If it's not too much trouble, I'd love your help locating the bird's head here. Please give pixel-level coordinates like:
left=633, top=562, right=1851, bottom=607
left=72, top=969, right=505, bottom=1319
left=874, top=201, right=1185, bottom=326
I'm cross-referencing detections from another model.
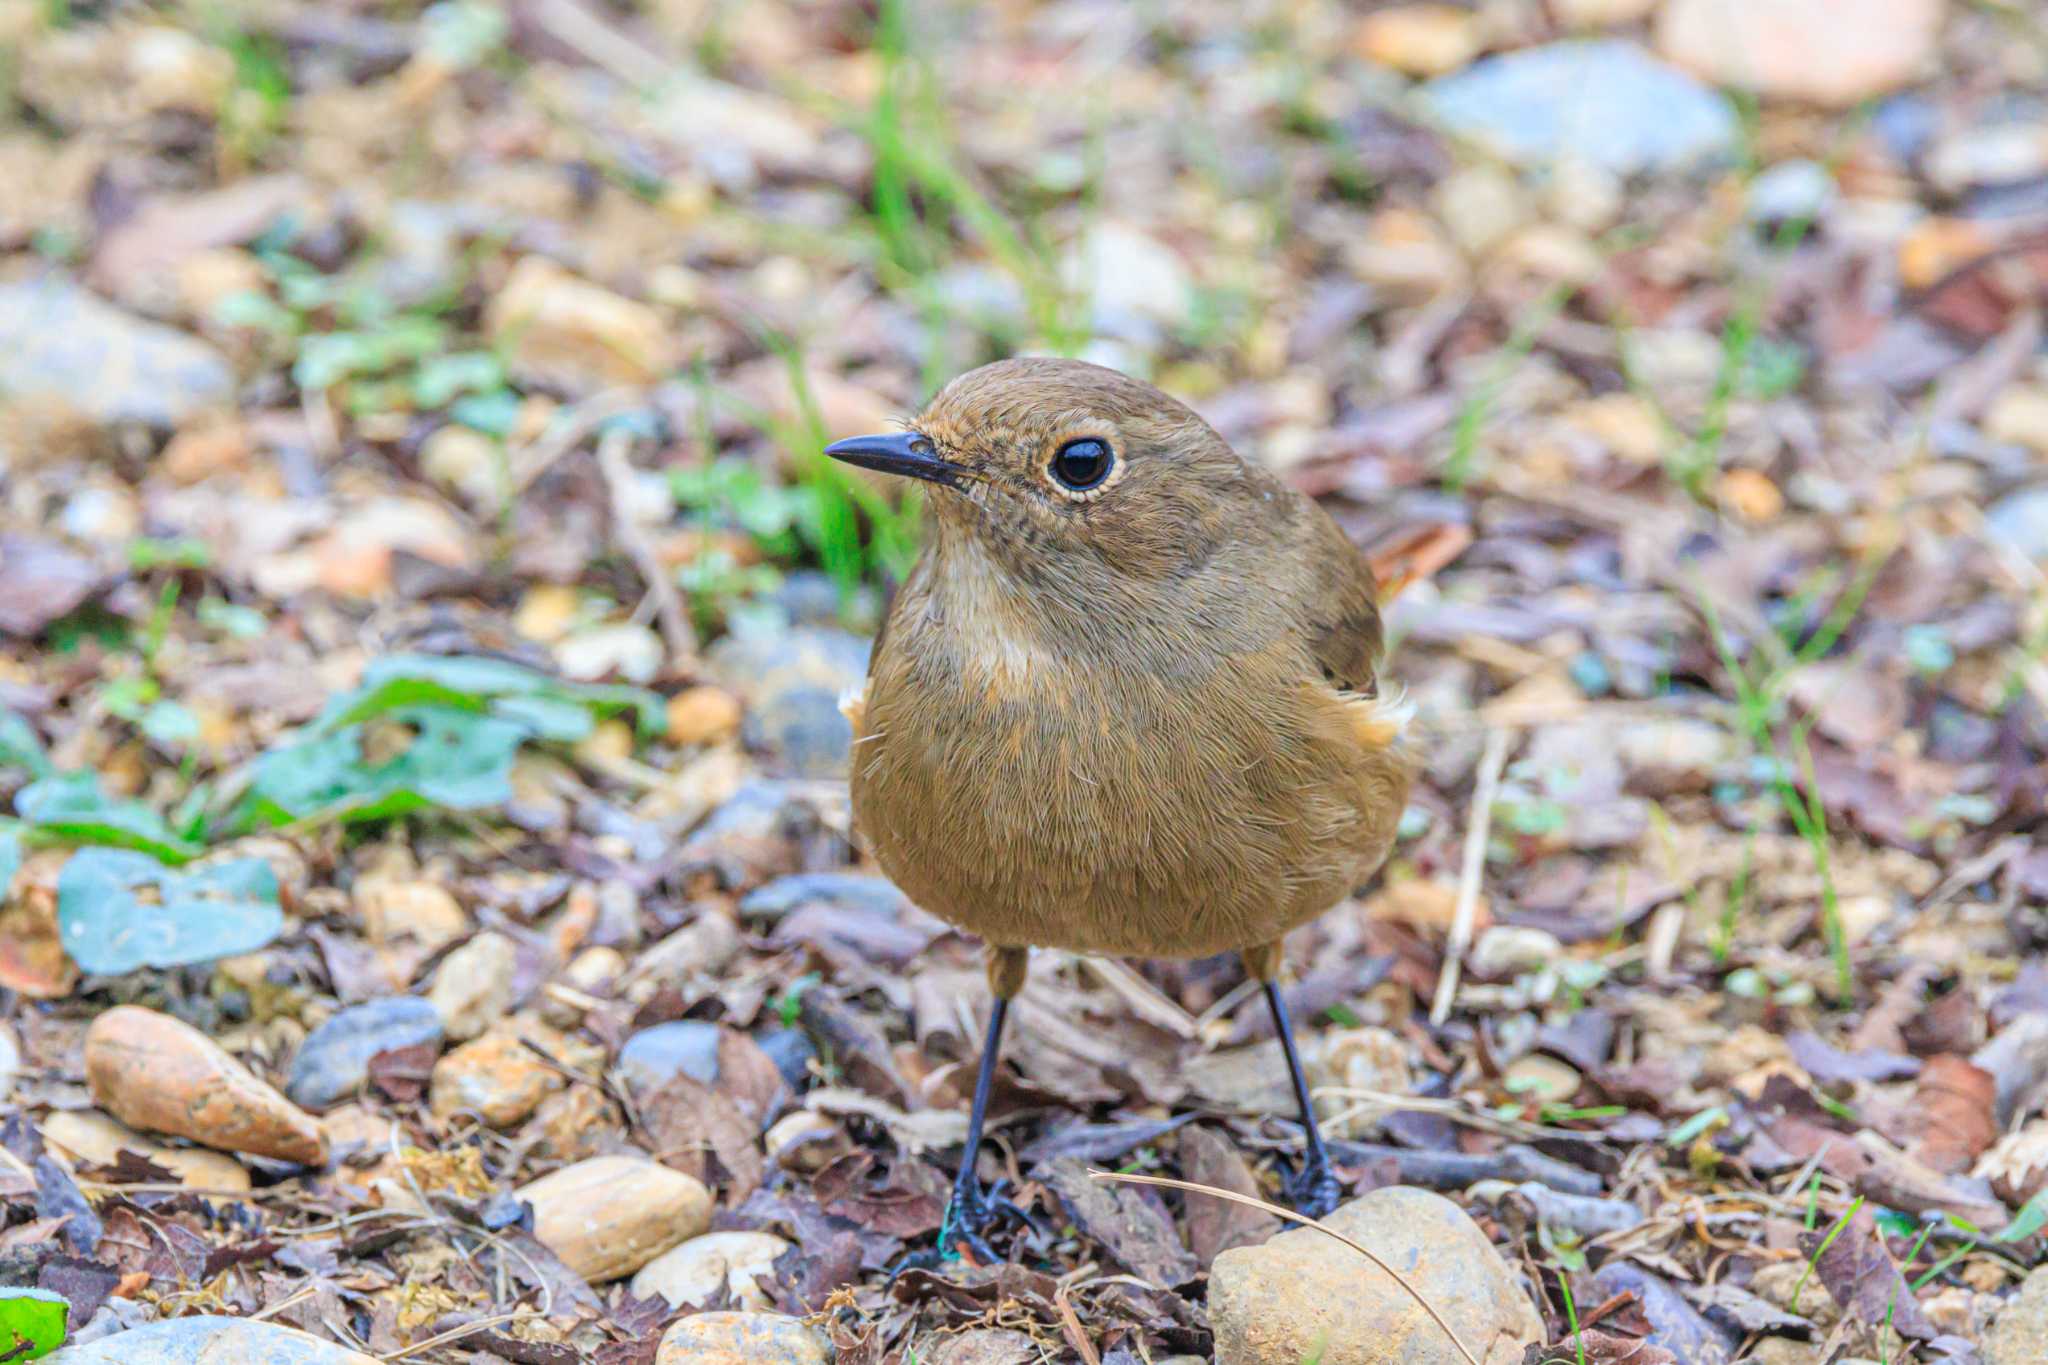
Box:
left=825, top=358, right=1267, bottom=587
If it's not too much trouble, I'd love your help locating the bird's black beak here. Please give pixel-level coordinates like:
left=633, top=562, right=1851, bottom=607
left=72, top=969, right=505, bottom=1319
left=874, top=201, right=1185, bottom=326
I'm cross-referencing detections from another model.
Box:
left=823, top=432, right=963, bottom=487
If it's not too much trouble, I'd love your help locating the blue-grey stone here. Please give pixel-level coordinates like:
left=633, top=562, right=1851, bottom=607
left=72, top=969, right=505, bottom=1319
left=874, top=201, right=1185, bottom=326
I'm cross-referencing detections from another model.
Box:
left=739, top=872, right=908, bottom=921
left=708, top=626, right=871, bottom=777
left=0, top=277, right=234, bottom=429
left=50, top=1315, right=379, bottom=1362
left=616, top=1020, right=722, bottom=1096
left=286, top=998, right=443, bottom=1110
left=1425, top=41, right=1738, bottom=175
left=1593, top=1262, right=1737, bottom=1365
left=774, top=571, right=870, bottom=629
left=1746, top=159, right=1836, bottom=227
left=1988, top=487, right=2048, bottom=562
left=755, top=1026, right=817, bottom=1091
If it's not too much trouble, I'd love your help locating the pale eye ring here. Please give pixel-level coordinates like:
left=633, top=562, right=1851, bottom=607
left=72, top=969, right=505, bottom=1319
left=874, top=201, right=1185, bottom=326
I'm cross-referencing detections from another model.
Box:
left=1049, top=438, right=1113, bottom=492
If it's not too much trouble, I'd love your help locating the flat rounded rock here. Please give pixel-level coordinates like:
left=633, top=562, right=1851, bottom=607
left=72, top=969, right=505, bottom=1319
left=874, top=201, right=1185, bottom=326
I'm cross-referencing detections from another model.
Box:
left=1209, top=1184, right=1545, bottom=1365
left=48, top=1316, right=379, bottom=1362
left=655, top=1312, right=830, bottom=1365
left=286, top=997, right=443, bottom=1110
left=615, top=1019, right=722, bottom=1097
left=737, top=872, right=908, bottom=921
left=427, top=931, right=519, bottom=1041
left=85, top=1006, right=327, bottom=1166
left=430, top=1025, right=563, bottom=1127
left=518, top=1154, right=711, bottom=1282
left=43, top=1110, right=250, bottom=1192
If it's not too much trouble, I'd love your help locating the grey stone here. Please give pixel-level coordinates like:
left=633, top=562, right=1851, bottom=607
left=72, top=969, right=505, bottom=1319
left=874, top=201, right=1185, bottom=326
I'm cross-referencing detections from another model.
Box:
left=286, top=998, right=444, bottom=1110
left=708, top=626, right=870, bottom=777
left=50, top=1315, right=378, bottom=1363
left=1747, top=159, right=1836, bottom=227
left=695, top=781, right=815, bottom=842
left=1425, top=40, right=1737, bottom=175
left=1987, top=487, right=2048, bottom=564
left=773, top=570, right=879, bottom=629
left=0, top=277, right=234, bottom=429
left=739, top=872, right=908, bottom=921
left=1594, top=1261, right=1738, bottom=1365
left=616, top=1020, right=722, bottom=1097
left=756, top=1026, right=817, bottom=1091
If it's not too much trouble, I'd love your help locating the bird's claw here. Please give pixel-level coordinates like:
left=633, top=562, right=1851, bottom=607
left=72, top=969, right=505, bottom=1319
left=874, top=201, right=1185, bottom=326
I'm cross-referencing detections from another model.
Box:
left=887, top=1177, right=1033, bottom=1283
left=1282, top=1147, right=1343, bottom=1220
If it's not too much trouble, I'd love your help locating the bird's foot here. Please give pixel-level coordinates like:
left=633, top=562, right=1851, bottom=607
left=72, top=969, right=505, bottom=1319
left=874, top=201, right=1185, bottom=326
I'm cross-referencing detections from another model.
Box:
left=1282, top=1146, right=1344, bottom=1220
left=888, top=1178, right=1033, bottom=1283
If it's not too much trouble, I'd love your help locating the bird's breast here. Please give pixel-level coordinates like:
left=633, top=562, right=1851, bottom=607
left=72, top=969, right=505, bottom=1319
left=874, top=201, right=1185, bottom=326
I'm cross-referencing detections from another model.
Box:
left=848, top=615, right=1407, bottom=959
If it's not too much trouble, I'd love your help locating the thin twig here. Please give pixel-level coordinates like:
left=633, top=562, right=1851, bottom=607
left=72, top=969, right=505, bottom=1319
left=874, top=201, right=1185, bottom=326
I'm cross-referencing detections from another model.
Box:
left=506, top=387, right=644, bottom=494
left=1090, top=1170, right=1483, bottom=1365
left=1432, top=725, right=1512, bottom=1026
left=376, top=1311, right=527, bottom=1362
left=595, top=425, right=697, bottom=663
left=1053, top=1281, right=1103, bottom=1365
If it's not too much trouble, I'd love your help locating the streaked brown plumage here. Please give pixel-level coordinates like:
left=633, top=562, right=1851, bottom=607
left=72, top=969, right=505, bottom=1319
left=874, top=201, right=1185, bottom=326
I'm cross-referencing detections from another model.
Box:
left=825, top=356, right=1414, bottom=1255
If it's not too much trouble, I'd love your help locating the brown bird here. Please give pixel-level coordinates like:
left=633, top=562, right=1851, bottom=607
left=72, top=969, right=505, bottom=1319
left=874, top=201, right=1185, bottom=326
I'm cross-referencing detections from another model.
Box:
left=827, top=357, right=1413, bottom=1259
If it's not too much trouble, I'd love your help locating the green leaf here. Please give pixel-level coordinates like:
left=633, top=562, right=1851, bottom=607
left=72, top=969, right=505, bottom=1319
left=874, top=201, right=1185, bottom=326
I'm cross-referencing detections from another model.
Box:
left=140, top=701, right=201, bottom=747
left=451, top=389, right=522, bottom=437
left=1665, top=1106, right=1727, bottom=1146
left=15, top=772, right=200, bottom=863
left=1999, top=1188, right=2048, bottom=1243
left=329, top=654, right=663, bottom=738
left=0, top=711, right=51, bottom=778
left=240, top=706, right=525, bottom=828
left=0, top=1286, right=66, bottom=1360
left=58, top=849, right=282, bottom=975
left=413, top=350, right=506, bottom=408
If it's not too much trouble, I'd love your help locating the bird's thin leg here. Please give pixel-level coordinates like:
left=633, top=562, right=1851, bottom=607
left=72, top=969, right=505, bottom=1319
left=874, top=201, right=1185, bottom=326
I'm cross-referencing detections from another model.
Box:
left=934, top=995, right=1019, bottom=1255
left=890, top=968, right=1032, bottom=1279
left=1264, top=979, right=1343, bottom=1218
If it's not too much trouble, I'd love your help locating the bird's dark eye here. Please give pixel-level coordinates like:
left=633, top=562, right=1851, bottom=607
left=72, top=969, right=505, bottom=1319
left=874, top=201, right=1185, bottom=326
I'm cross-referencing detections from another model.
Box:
left=1050, top=438, right=1113, bottom=492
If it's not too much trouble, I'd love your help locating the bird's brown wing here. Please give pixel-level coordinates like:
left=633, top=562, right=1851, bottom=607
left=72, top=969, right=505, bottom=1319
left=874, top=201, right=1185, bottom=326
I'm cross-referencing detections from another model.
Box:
left=1297, top=503, right=1384, bottom=697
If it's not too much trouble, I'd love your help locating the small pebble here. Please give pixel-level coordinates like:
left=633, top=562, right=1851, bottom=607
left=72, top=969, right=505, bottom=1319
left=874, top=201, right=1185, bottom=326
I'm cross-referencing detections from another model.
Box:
left=428, top=931, right=520, bottom=1041
left=518, top=1154, right=712, bottom=1282
left=557, top=622, right=665, bottom=685
left=755, top=1026, right=817, bottom=1091
left=488, top=255, right=680, bottom=393
left=85, top=1006, right=327, bottom=1166
left=430, top=1023, right=565, bottom=1127
left=615, top=1019, right=722, bottom=1097
left=707, top=626, right=871, bottom=777
left=1501, top=1053, right=1583, bottom=1106
left=1353, top=5, right=1482, bottom=79
left=1746, top=159, right=1836, bottom=227
left=286, top=997, right=444, bottom=1110
left=654, top=1311, right=830, bottom=1365
left=630, top=1230, right=791, bottom=1310
left=738, top=872, right=909, bottom=921
left=355, top=878, right=468, bottom=950
left=1657, top=0, right=1945, bottom=108
left=766, top=1111, right=847, bottom=1172
left=666, top=685, right=744, bottom=746
left=1985, top=385, right=2048, bottom=457
left=1469, top=925, right=1563, bottom=978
